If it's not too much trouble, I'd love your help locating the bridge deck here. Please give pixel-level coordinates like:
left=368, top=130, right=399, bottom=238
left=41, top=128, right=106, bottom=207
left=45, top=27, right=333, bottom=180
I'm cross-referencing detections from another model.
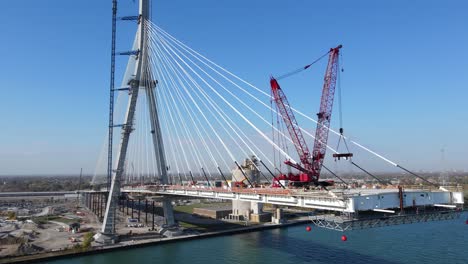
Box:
left=122, top=185, right=464, bottom=213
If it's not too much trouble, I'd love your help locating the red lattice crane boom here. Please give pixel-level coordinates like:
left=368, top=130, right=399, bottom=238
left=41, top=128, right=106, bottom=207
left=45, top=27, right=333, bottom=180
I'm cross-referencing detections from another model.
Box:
left=270, top=78, right=313, bottom=175
left=270, top=45, right=343, bottom=186
left=311, top=44, right=342, bottom=180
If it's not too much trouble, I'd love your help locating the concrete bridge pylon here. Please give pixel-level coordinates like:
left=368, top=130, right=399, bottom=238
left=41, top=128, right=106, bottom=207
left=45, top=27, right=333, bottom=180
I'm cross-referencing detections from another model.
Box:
left=95, top=0, right=174, bottom=243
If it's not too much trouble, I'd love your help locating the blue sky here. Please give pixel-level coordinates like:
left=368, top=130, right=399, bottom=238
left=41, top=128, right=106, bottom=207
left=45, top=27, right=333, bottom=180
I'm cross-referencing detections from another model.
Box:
left=0, top=0, right=467, bottom=175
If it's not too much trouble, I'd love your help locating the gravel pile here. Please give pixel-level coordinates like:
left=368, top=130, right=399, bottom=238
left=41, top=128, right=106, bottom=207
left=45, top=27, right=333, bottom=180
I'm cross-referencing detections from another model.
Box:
left=16, top=243, right=43, bottom=255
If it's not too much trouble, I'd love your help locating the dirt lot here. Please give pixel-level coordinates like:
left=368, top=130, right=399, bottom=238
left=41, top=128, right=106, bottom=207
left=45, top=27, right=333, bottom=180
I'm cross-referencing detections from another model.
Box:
left=0, top=197, right=100, bottom=258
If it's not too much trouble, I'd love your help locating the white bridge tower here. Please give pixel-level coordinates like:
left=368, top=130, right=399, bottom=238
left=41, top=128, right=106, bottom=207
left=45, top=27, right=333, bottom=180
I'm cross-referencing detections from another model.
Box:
left=96, top=0, right=174, bottom=243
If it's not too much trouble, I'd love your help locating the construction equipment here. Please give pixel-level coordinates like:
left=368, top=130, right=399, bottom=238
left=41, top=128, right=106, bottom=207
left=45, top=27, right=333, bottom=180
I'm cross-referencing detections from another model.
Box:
left=271, top=44, right=351, bottom=187
left=232, top=176, right=248, bottom=188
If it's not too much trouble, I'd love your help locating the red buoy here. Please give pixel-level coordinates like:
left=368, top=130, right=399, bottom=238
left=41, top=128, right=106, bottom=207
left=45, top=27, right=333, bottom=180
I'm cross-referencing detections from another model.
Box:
left=306, top=226, right=312, bottom=232
left=465, top=219, right=468, bottom=225
left=341, top=235, right=347, bottom=242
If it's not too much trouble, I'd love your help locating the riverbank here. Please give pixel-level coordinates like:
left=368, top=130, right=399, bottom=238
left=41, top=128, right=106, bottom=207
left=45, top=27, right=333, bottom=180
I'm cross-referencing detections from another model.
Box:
left=1, top=219, right=310, bottom=264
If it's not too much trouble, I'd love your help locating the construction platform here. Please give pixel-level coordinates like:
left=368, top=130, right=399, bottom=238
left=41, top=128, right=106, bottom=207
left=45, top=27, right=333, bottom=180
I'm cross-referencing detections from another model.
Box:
left=309, top=209, right=462, bottom=231
left=123, top=185, right=464, bottom=214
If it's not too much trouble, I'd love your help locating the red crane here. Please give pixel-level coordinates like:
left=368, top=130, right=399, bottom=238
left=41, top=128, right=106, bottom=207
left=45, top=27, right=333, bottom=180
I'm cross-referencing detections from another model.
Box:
left=271, top=44, right=348, bottom=187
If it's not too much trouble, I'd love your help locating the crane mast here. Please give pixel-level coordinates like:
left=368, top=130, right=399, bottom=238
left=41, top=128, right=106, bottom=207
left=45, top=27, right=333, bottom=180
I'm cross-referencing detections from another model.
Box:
left=311, top=44, right=342, bottom=181
left=270, top=45, right=342, bottom=186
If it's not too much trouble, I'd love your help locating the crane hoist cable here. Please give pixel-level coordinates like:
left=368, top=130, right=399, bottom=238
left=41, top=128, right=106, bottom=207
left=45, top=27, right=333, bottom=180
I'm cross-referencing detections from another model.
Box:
left=334, top=52, right=352, bottom=160
left=275, top=50, right=331, bottom=81
left=270, top=98, right=277, bottom=173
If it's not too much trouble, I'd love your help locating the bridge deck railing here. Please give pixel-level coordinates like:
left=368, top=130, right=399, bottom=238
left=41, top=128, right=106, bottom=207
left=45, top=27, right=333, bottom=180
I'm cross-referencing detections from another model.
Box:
left=135, top=184, right=346, bottom=199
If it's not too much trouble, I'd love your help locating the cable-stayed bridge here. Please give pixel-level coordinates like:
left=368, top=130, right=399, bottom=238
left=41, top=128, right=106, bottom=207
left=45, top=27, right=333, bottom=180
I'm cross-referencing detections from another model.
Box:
left=87, top=0, right=463, bottom=243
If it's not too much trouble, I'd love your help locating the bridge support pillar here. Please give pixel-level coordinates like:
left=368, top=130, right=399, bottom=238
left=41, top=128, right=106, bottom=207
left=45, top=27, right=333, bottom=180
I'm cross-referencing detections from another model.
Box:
left=126, top=199, right=130, bottom=216
left=104, top=192, right=108, bottom=217
left=94, top=194, right=98, bottom=216
left=231, top=201, right=268, bottom=223
left=162, top=199, right=175, bottom=225
left=137, top=199, right=141, bottom=222
left=97, top=194, right=100, bottom=217
left=95, top=194, right=98, bottom=215
left=152, top=201, right=155, bottom=230
left=145, top=200, right=148, bottom=225
left=84, top=193, right=88, bottom=209
left=232, top=200, right=250, bottom=218
left=92, top=194, right=95, bottom=213
left=271, top=208, right=284, bottom=224
left=251, top=202, right=263, bottom=214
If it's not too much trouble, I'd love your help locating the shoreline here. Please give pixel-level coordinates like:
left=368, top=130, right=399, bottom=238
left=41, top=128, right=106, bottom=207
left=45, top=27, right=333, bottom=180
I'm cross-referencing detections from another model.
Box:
left=1, top=220, right=310, bottom=264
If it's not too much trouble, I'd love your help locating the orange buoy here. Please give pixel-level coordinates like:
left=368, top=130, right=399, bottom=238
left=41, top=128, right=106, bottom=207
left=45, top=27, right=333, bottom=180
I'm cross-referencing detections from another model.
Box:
left=306, top=226, right=312, bottom=232
left=341, top=235, right=347, bottom=242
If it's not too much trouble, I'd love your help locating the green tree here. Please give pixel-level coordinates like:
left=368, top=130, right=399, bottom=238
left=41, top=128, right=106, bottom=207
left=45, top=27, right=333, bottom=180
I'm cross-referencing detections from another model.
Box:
left=81, top=232, right=94, bottom=250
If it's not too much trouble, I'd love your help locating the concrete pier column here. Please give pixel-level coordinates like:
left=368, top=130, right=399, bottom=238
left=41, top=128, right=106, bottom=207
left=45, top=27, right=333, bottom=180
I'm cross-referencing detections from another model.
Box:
left=137, top=199, right=141, bottom=222
left=98, top=194, right=102, bottom=219
left=92, top=194, right=95, bottom=213
left=152, top=201, right=155, bottom=230
left=101, top=194, right=105, bottom=220
left=271, top=208, right=283, bottom=224
left=162, top=199, right=175, bottom=225
left=85, top=193, right=89, bottom=209
left=104, top=193, right=108, bottom=214
left=251, top=202, right=263, bottom=214
left=126, top=199, right=129, bottom=216
left=232, top=200, right=251, bottom=218
left=249, top=202, right=271, bottom=223
left=95, top=194, right=98, bottom=215
left=145, top=200, right=148, bottom=225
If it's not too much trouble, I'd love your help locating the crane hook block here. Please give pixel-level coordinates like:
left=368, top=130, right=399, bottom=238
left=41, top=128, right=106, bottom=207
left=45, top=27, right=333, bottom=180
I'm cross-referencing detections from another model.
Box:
left=333, top=153, right=353, bottom=160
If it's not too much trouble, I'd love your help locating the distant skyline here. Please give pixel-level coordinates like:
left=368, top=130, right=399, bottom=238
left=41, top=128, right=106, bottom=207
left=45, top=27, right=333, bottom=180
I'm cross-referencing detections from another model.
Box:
left=0, top=0, right=467, bottom=175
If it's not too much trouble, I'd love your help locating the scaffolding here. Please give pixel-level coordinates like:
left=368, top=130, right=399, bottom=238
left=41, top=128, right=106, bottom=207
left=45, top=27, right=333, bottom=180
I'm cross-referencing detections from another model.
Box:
left=309, top=209, right=463, bottom=231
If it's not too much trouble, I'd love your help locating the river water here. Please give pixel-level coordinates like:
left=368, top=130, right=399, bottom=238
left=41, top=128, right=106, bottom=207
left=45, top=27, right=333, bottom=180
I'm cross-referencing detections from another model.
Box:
left=47, top=213, right=468, bottom=264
